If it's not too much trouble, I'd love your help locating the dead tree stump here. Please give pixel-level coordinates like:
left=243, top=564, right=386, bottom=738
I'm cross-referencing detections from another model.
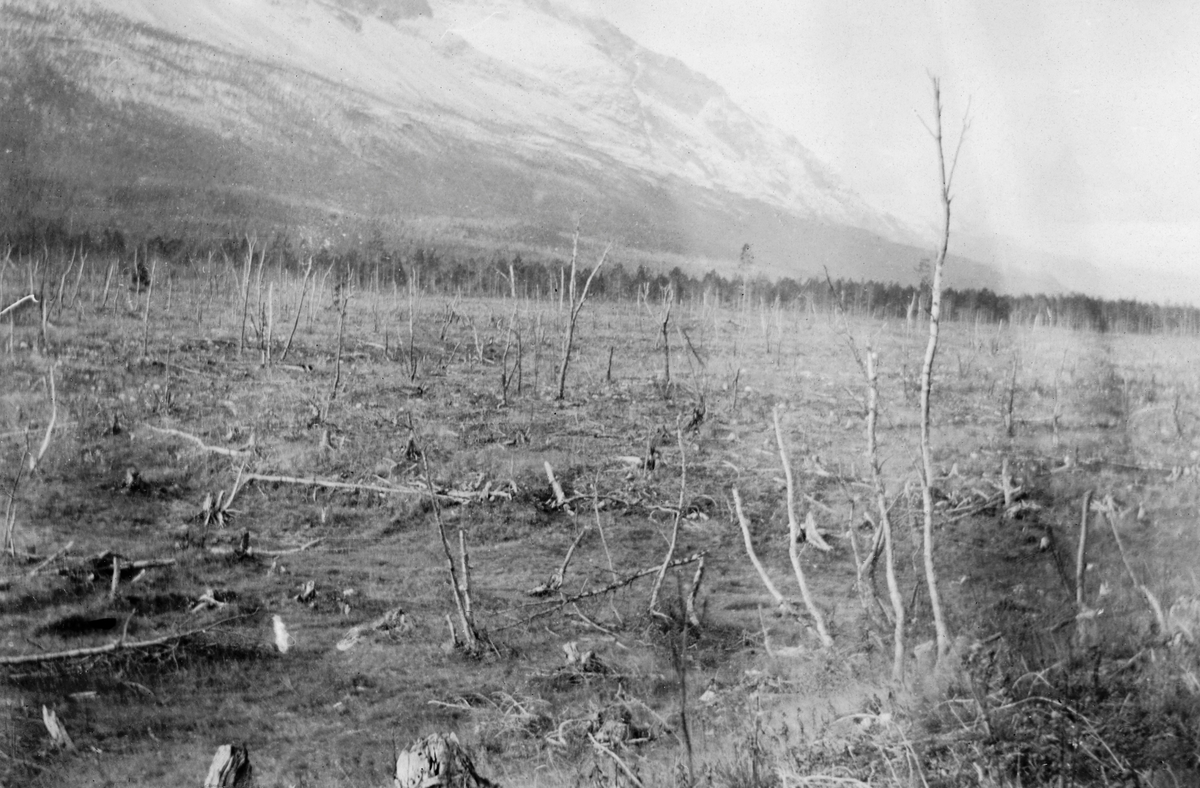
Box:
left=204, top=744, right=253, bottom=787
left=394, top=732, right=496, bottom=788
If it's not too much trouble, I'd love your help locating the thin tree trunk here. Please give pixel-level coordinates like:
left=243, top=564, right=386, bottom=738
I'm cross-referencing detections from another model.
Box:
left=867, top=351, right=905, bottom=681
left=918, top=76, right=967, bottom=662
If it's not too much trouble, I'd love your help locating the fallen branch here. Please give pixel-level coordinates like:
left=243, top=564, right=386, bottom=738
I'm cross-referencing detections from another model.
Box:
left=147, top=425, right=253, bottom=459
left=500, top=552, right=706, bottom=630
left=85, top=552, right=176, bottom=576
left=0, top=293, right=36, bottom=318
left=26, top=540, right=74, bottom=577
left=207, top=537, right=323, bottom=557
left=243, top=472, right=450, bottom=500
left=0, top=612, right=249, bottom=665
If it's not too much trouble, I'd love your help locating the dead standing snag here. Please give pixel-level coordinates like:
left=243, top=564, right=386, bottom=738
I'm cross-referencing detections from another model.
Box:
left=648, top=423, right=686, bottom=616
left=866, top=350, right=906, bottom=681
left=916, top=75, right=970, bottom=662
left=555, top=227, right=610, bottom=400
left=420, top=450, right=483, bottom=653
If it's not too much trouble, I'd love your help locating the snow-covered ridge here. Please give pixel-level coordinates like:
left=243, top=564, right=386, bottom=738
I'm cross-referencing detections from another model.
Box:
left=9, top=0, right=917, bottom=243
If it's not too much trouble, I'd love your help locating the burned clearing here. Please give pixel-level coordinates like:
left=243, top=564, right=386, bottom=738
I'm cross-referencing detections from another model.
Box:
left=2, top=256, right=1200, bottom=787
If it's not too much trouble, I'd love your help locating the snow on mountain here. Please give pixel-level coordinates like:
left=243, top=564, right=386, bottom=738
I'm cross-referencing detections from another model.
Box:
left=62, top=0, right=902, bottom=232
left=1, top=0, right=947, bottom=282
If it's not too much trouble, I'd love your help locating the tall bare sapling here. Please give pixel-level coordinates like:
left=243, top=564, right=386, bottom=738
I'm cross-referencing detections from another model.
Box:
left=917, top=75, right=970, bottom=661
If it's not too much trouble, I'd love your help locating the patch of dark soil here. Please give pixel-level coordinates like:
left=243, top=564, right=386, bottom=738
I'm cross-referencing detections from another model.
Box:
left=0, top=581, right=94, bottom=615
left=34, top=613, right=123, bottom=637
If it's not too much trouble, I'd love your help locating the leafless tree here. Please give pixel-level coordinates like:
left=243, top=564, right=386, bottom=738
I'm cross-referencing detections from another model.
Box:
left=916, top=75, right=971, bottom=662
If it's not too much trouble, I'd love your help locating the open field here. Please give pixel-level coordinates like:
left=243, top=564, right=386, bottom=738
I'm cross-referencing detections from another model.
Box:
left=2, top=256, right=1200, bottom=787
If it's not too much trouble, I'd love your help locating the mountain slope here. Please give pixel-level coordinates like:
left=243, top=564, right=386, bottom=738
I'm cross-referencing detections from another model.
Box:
left=0, top=0, right=1006, bottom=288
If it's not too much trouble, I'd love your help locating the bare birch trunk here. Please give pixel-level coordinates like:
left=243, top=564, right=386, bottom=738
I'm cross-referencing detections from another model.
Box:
left=918, top=76, right=967, bottom=662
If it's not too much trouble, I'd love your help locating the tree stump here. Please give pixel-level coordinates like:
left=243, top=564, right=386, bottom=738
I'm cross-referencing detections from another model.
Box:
left=394, top=732, right=496, bottom=788
left=204, top=744, right=253, bottom=788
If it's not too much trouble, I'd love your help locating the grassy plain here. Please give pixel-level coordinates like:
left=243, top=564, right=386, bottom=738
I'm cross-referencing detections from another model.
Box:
left=2, top=262, right=1200, bottom=786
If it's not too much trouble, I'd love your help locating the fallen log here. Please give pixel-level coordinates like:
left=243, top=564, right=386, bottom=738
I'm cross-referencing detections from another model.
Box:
left=207, top=537, right=323, bottom=558
left=242, top=472, right=458, bottom=501
left=146, top=425, right=253, bottom=459
left=0, top=612, right=248, bottom=666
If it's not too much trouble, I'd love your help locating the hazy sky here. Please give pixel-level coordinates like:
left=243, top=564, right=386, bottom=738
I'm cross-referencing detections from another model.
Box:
left=563, top=0, right=1200, bottom=284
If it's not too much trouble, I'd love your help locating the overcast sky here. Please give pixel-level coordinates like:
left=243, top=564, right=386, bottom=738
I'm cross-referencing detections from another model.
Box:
left=562, top=0, right=1200, bottom=284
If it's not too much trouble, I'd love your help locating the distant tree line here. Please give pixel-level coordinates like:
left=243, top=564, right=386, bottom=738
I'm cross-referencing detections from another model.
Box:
left=5, top=223, right=1197, bottom=336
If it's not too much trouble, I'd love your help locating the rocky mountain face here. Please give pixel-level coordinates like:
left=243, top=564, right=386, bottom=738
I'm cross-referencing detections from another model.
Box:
left=1, top=0, right=1010, bottom=288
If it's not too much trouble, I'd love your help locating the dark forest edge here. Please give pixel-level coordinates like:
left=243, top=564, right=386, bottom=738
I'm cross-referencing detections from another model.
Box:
left=4, top=223, right=1198, bottom=335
